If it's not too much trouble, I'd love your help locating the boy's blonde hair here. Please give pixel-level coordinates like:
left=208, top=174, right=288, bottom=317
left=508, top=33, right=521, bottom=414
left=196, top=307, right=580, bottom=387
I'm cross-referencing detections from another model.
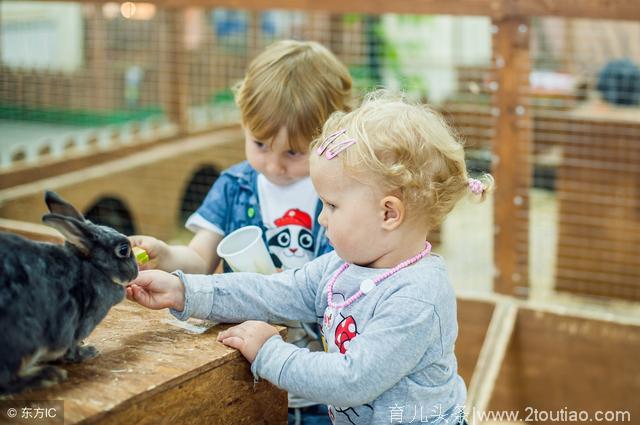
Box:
left=235, top=40, right=352, bottom=152
left=314, top=90, right=493, bottom=231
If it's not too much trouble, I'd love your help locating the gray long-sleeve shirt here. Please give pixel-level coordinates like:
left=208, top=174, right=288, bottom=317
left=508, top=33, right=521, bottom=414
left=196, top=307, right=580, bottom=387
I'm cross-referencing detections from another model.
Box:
left=171, top=251, right=466, bottom=424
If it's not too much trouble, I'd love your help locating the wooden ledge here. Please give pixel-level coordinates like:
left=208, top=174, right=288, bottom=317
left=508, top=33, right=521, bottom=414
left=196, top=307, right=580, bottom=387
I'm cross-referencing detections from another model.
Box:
left=12, top=302, right=287, bottom=425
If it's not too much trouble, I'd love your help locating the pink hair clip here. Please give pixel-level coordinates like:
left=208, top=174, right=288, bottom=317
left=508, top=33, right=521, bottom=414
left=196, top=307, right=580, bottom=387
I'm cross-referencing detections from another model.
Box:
left=468, top=178, right=484, bottom=195
left=316, top=129, right=356, bottom=160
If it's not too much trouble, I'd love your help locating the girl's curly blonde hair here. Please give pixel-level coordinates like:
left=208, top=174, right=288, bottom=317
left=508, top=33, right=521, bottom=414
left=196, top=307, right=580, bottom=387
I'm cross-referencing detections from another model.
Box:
left=312, top=90, right=493, bottom=231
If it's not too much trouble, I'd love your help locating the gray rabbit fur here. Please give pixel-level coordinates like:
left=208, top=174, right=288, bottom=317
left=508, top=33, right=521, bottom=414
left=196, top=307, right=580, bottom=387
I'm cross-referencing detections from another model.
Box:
left=0, top=191, right=138, bottom=395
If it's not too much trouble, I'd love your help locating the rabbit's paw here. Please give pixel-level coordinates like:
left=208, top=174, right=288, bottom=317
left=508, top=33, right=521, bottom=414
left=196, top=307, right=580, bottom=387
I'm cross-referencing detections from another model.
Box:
left=62, top=345, right=99, bottom=363
left=2, top=365, right=68, bottom=395
left=38, top=365, right=68, bottom=388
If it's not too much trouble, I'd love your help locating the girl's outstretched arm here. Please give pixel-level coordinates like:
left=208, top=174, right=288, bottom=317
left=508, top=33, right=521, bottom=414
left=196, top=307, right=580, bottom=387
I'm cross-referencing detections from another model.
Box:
left=170, top=253, right=332, bottom=323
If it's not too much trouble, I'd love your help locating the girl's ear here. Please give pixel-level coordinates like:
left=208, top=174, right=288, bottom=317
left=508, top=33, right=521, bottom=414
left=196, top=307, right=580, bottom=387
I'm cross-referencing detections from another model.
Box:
left=380, top=196, right=405, bottom=231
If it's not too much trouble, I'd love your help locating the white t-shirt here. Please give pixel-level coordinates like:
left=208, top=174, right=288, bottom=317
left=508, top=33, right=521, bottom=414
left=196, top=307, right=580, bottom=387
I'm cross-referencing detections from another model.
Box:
left=257, top=174, right=319, bottom=271
left=258, top=174, right=323, bottom=408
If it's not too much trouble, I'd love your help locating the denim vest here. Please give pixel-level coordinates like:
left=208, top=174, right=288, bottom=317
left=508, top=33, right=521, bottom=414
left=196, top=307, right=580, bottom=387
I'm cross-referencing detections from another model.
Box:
left=194, top=161, right=332, bottom=272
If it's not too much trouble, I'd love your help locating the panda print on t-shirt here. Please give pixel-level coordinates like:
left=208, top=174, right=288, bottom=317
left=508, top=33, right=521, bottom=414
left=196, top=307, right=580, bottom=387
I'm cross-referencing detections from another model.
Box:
left=265, top=209, right=315, bottom=269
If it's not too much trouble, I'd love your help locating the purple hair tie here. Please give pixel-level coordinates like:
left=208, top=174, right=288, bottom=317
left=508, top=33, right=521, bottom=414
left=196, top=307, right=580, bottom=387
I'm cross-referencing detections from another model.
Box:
left=468, top=178, right=484, bottom=195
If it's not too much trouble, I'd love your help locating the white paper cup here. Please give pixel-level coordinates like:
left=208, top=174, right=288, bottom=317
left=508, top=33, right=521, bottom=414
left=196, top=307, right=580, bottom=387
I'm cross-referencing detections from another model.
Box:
left=216, top=225, right=277, bottom=274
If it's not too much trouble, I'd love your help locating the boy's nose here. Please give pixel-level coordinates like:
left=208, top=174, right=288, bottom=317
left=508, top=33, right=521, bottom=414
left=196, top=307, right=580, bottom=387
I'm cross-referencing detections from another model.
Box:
left=266, top=158, right=286, bottom=175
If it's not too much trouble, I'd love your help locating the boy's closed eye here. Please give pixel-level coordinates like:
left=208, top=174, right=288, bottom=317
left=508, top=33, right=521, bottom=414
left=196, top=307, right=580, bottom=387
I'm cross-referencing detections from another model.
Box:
left=253, top=140, right=267, bottom=150
left=287, top=150, right=304, bottom=158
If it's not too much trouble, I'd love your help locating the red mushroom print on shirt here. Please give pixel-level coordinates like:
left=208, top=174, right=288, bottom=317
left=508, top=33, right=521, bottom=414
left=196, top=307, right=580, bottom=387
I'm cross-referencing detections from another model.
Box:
left=335, top=315, right=358, bottom=354
left=266, top=208, right=315, bottom=269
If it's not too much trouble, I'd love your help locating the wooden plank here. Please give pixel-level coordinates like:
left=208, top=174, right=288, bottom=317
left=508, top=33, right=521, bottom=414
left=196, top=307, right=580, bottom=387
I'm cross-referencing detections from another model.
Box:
left=165, top=9, right=189, bottom=134
left=457, top=290, right=640, bottom=327
left=455, top=299, right=495, bottom=385
left=465, top=301, right=517, bottom=414
left=0, top=127, right=243, bottom=203
left=33, top=0, right=500, bottom=17
left=29, top=0, right=640, bottom=20
left=89, top=4, right=108, bottom=112
left=491, top=16, right=532, bottom=296
left=507, top=0, right=640, bottom=21
left=13, top=302, right=287, bottom=424
left=489, top=307, right=640, bottom=420
left=0, top=124, right=237, bottom=190
left=0, top=218, right=64, bottom=244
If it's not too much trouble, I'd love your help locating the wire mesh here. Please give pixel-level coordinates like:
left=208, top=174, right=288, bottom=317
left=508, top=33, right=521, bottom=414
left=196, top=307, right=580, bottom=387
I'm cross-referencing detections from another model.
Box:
left=1, top=3, right=639, bottom=305
left=526, top=17, right=640, bottom=301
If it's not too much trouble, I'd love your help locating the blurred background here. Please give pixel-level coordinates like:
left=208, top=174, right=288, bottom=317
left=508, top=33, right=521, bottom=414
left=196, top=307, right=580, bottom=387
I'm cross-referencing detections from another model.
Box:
left=0, top=1, right=638, bottom=423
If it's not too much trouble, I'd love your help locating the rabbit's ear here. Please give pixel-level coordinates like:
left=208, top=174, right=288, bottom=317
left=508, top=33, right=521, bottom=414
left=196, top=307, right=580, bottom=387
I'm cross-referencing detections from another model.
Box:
left=42, top=213, right=91, bottom=255
left=45, top=191, right=84, bottom=221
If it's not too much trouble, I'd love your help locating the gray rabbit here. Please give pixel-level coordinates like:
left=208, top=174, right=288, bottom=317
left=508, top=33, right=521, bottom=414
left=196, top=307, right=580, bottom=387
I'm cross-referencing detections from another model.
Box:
left=0, top=191, right=138, bottom=395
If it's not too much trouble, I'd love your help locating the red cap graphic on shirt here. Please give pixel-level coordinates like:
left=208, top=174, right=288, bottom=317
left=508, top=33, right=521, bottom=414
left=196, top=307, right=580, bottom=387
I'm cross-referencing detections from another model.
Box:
left=274, top=209, right=312, bottom=230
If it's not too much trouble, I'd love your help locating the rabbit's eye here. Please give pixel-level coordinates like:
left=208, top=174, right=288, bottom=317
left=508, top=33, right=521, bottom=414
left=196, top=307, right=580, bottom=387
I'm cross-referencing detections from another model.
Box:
left=115, top=243, right=131, bottom=258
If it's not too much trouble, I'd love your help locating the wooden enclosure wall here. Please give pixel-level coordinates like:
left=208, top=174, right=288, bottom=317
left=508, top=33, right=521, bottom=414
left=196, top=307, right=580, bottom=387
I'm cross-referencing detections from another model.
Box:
left=456, top=299, right=495, bottom=385
left=489, top=307, right=640, bottom=423
left=0, top=128, right=246, bottom=242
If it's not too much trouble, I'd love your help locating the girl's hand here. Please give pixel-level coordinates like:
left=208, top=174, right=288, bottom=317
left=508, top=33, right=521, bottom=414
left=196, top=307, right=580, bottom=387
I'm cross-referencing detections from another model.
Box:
left=217, top=321, right=279, bottom=363
left=129, top=235, right=169, bottom=271
left=126, top=270, right=185, bottom=311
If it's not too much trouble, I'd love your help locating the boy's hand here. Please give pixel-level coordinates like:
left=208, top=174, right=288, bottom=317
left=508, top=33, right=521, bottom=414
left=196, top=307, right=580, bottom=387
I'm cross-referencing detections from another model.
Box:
left=126, top=270, right=185, bottom=311
left=129, top=235, right=169, bottom=271
left=217, top=321, right=279, bottom=363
